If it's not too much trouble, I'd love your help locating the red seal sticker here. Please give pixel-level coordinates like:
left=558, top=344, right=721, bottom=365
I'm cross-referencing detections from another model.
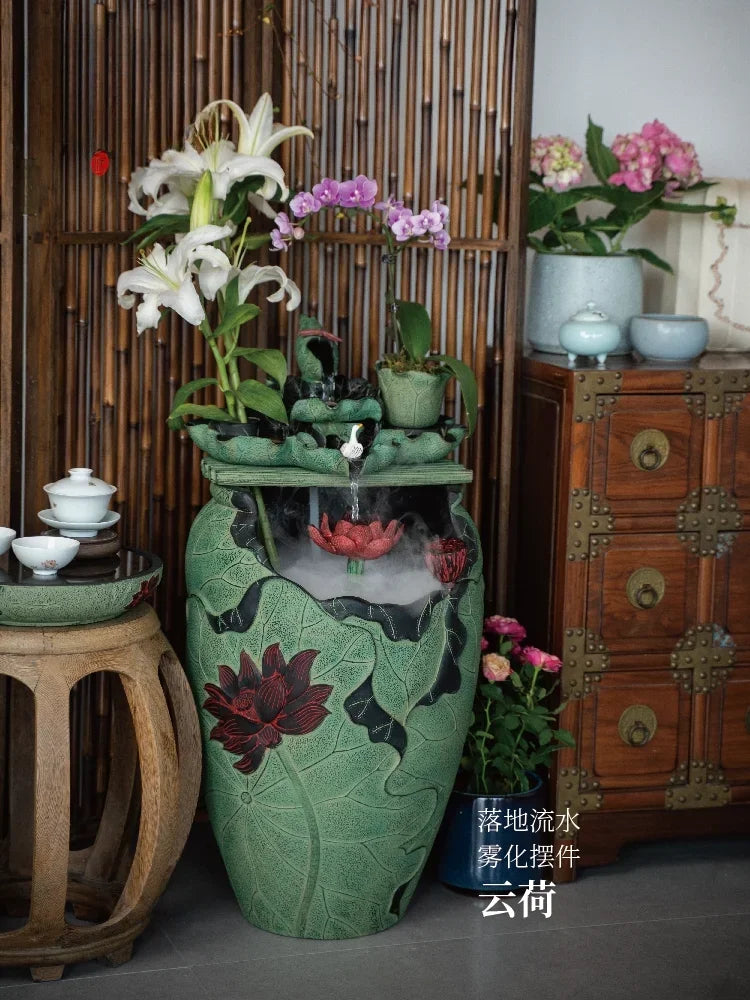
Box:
left=90, top=150, right=110, bottom=176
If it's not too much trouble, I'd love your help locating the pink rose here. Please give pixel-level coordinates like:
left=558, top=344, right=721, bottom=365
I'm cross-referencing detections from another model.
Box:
left=521, top=646, right=562, bottom=673
left=482, top=653, right=512, bottom=683
left=480, top=636, right=490, bottom=652
left=483, top=615, right=526, bottom=642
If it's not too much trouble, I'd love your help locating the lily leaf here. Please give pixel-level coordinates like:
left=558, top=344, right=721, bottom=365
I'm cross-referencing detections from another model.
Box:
left=125, top=212, right=191, bottom=250
left=585, top=116, right=619, bottom=184
left=234, top=379, right=289, bottom=424
left=212, top=303, right=261, bottom=342
left=167, top=377, right=220, bottom=429
left=396, top=300, right=432, bottom=362
left=230, top=347, right=288, bottom=387
left=433, top=355, right=478, bottom=435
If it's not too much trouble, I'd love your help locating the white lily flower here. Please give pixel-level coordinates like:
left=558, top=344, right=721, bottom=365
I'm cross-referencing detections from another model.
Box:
left=237, top=264, right=301, bottom=312
left=139, top=137, right=289, bottom=206
left=117, top=224, right=233, bottom=333
left=127, top=167, right=190, bottom=219
left=198, top=94, right=313, bottom=161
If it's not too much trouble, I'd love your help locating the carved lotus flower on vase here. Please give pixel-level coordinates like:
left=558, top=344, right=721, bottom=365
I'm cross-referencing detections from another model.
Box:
left=203, top=643, right=332, bottom=774
left=424, top=537, right=467, bottom=585
left=307, top=513, right=404, bottom=560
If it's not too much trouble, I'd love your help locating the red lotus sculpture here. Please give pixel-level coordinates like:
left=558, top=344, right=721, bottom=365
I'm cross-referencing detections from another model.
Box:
left=203, top=644, right=332, bottom=774
left=425, top=537, right=467, bottom=585
left=308, top=513, right=404, bottom=561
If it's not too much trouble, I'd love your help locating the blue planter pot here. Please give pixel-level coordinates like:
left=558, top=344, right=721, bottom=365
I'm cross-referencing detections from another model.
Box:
left=437, top=774, right=547, bottom=891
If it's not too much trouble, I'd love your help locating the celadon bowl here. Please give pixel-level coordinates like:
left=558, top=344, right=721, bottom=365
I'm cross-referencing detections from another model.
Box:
left=630, top=314, right=709, bottom=363
left=0, top=527, right=16, bottom=555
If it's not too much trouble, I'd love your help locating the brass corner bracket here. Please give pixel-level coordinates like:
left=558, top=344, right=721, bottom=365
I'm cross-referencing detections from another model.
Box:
left=683, top=370, right=750, bottom=419
left=561, top=628, right=609, bottom=699
left=676, top=486, right=743, bottom=557
left=665, top=762, right=731, bottom=809
left=573, top=370, right=623, bottom=423
left=568, top=489, right=615, bottom=561
left=556, top=771, right=604, bottom=816
left=671, top=624, right=735, bottom=694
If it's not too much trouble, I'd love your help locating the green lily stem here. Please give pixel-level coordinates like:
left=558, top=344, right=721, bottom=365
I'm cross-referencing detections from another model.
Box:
left=227, top=353, right=247, bottom=422
left=253, top=486, right=279, bottom=572
left=201, top=320, right=237, bottom=420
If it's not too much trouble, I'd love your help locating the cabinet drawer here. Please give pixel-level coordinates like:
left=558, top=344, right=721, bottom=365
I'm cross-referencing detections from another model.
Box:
left=587, top=534, right=699, bottom=653
left=592, top=394, right=702, bottom=517
left=579, top=669, right=691, bottom=791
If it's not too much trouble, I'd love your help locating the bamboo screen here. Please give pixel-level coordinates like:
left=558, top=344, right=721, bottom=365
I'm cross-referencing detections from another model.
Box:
left=20, top=0, right=533, bottom=650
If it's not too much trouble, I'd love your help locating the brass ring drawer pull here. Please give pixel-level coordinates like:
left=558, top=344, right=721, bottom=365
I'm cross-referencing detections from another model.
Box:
left=619, top=705, right=657, bottom=747
left=630, top=429, right=670, bottom=472
left=626, top=568, right=665, bottom=610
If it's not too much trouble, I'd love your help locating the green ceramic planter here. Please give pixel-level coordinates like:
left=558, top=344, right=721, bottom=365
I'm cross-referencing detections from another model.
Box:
left=185, top=477, right=483, bottom=939
left=376, top=367, right=450, bottom=429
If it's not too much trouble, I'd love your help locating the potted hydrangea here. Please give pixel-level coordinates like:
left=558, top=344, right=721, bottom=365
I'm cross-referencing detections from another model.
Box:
left=275, top=176, right=478, bottom=433
left=523, top=117, right=735, bottom=353
left=437, top=615, right=574, bottom=891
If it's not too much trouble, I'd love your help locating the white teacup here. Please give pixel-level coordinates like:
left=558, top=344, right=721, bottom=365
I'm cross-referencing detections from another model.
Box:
left=12, top=536, right=80, bottom=577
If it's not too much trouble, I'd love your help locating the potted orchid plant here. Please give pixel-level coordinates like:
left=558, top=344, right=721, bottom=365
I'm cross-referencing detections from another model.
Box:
left=520, top=117, right=736, bottom=353
left=273, top=176, right=478, bottom=433
left=437, top=615, right=574, bottom=891
left=117, top=94, right=312, bottom=435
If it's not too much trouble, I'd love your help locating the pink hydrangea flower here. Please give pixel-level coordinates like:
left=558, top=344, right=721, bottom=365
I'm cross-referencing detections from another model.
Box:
left=312, top=178, right=340, bottom=206
left=338, top=174, right=378, bottom=209
left=432, top=230, right=451, bottom=250
left=484, top=615, right=526, bottom=642
left=521, top=646, right=562, bottom=673
left=530, top=135, right=584, bottom=192
left=482, top=653, right=513, bottom=683
left=289, top=191, right=321, bottom=218
left=609, top=121, right=703, bottom=195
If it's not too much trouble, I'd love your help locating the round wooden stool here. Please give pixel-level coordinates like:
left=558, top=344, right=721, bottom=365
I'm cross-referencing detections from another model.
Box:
left=0, top=605, right=201, bottom=981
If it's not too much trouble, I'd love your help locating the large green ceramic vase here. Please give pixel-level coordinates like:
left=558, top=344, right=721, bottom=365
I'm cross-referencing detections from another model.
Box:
left=185, top=461, right=483, bottom=939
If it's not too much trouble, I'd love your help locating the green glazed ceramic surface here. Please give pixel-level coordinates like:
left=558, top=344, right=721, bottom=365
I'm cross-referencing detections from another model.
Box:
left=0, top=549, right=161, bottom=626
left=188, top=423, right=466, bottom=473
left=377, top=368, right=450, bottom=429
left=185, top=482, right=483, bottom=939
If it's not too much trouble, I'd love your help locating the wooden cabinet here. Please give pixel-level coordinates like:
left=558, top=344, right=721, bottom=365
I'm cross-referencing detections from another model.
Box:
left=516, top=355, right=750, bottom=880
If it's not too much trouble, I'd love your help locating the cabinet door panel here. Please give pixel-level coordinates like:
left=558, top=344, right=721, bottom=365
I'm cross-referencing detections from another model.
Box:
left=592, top=395, right=702, bottom=516
left=580, top=669, right=690, bottom=790
left=708, top=665, right=750, bottom=785
left=720, top=394, right=750, bottom=518
left=710, top=532, right=750, bottom=652
left=587, top=534, right=699, bottom=653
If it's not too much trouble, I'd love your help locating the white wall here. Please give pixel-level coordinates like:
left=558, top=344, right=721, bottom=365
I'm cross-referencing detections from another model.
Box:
left=531, top=0, right=750, bottom=308
left=532, top=0, right=750, bottom=179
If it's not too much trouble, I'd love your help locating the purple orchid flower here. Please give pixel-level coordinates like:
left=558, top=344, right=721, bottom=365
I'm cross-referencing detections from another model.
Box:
left=289, top=191, right=322, bottom=218
left=274, top=211, right=293, bottom=236
left=270, top=229, right=288, bottom=251
left=312, top=178, right=340, bottom=207
left=432, top=199, right=450, bottom=224
left=390, top=212, right=416, bottom=242
left=416, top=209, right=444, bottom=233
left=432, top=229, right=451, bottom=250
left=338, top=174, right=379, bottom=209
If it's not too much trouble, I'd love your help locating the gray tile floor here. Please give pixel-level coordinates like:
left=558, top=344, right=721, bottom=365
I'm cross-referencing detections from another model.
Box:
left=1, top=824, right=748, bottom=999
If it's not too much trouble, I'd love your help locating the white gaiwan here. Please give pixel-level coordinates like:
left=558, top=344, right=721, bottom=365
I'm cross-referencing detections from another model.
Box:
left=44, top=467, right=117, bottom=524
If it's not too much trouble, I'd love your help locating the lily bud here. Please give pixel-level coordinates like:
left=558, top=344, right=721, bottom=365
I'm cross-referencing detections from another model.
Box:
left=190, top=170, right=214, bottom=229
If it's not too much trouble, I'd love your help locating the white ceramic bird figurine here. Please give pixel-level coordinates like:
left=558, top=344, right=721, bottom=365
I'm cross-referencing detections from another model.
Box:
left=340, top=423, right=364, bottom=462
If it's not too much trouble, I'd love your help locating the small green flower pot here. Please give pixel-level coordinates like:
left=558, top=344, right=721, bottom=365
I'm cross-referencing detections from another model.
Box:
left=376, top=366, right=449, bottom=429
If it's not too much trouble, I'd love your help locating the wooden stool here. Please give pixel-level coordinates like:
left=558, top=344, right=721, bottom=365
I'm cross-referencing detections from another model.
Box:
left=0, top=605, right=201, bottom=981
